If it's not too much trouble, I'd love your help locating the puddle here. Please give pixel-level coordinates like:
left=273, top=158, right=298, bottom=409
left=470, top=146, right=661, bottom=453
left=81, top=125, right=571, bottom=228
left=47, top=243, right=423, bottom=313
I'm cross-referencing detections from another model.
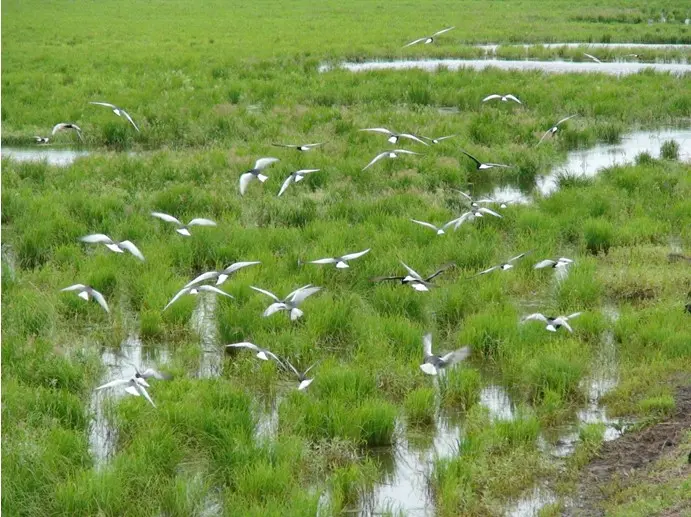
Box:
left=538, top=128, right=691, bottom=195
left=256, top=395, right=280, bottom=442
left=480, top=384, right=516, bottom=421
left=366, top=413, right=461, bottom=516
left=191, top=295, right=221, bottom=379
left=506, top=486, right=557, bottom=517
left=1, top=147, right=90, bottom=167
left=89, top=336, right=143, bottom=468
left=478, top=42, right=691, bottom=52
left=323, top=59, right=691, bottom=76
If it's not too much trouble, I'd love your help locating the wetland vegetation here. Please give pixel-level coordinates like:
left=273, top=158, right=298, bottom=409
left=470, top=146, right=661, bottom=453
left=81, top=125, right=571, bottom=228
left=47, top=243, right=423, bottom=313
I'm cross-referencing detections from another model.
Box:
left=2, top=0, right=690, bottom=515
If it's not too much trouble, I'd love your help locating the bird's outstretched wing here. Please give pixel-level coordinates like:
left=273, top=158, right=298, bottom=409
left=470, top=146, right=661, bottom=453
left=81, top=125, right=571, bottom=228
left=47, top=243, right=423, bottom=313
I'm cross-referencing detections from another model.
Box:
left=188, top=218, right=217, bottom=227
left=341, top=249, right=370, bottom=261
left=119, top=241, right=145, bottom=261
left=254, top=157, right=279, bottom=170
left=422, top=333, right=433, bottom=358
left=460, top=150, right=482, bottom=167
left=482, top=94, right=502, bottom=102
left=151, top=212, right=182, bottom=225
left=362, top=152, right=389, bottom=171
left=163, top=287, right=192, bottom=311
left=250, top=286, right=280, bottom=302
left=90, top=288, right=110, bottom=313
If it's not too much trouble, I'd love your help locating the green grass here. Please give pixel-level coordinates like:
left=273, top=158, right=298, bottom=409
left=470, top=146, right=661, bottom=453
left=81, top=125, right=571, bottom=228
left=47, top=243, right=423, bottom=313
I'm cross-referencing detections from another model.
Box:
left=3, top=0, right=691, bottom=515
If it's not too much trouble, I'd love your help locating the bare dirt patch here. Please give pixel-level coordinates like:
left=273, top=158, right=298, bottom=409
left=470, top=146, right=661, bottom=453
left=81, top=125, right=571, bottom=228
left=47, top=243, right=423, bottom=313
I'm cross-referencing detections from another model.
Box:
left=566, top=382, right=691, bottom=516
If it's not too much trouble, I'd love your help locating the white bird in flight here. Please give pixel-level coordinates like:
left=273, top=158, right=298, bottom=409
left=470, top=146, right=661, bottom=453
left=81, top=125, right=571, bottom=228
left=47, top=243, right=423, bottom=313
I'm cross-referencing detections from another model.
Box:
left=410, top=218, right=464, bottom=235
left=95, top=376, right=156, bottom=407
left=284, top=359, right=319, bottom=390
left=363, top=149, right=422, bottom=171
left=301, top=248, right=370, bottom=269
left=370, top=262, right=454, bottom=292
left=225, top=342, right=283, bottom=363
left=454, top=190, right=496, bottom=208
left=360, top=128, right=429, bottom=146
left=420, top=333, right=471, bottom=376
left=151, top=212, right=217, bottom=236
left=34, top=136, right=50, bottom=144
left=534, top=257, right=574, bottom=270
left=131, top=364, right=173, bottom=381
left=60, top=284, right=110, bottom=313
left=421, top=134, right=457, bottom=145
left=278, top=169, right=320, bottom=196
left=52, top=123, right=84, bottom=141
left=461, top=150, right=511, bottom=171
left=403, top=27, right=455, bottom=47
left=239, top=157, right=279, bottom=195
left=163, top=285, right=234, bottom=311
left=471, top=251, right=531, bottom=277
left=89, top=102, right=140, bottom=132
left=80, top=234, right=145, bottom=261
left=250, top=284, right=322, bottom=321
left=538, top=115, right=577, bottom=145
left=184, top=261, right=261, bottom=288
left=452, top=207, right=503, bottom=229
left=521, top=312, right=582, bottom=333
left=482, top=94, right=522, bottom=104
left=272, top=142, right=324, bottom=152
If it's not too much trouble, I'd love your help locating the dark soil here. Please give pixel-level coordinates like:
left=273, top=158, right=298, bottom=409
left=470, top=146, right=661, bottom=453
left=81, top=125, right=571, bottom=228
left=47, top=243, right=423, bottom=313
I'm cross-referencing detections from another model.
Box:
left=565, top=383, right=691, bottom=516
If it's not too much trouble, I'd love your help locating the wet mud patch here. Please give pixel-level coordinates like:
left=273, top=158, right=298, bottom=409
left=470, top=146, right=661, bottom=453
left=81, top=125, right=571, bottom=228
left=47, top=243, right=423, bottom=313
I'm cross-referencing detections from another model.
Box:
left=566, top=383, right=691, bottom=516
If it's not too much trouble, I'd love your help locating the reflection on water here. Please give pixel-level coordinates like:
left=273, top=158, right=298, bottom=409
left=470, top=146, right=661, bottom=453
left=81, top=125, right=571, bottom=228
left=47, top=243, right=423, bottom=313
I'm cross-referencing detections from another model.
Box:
left=367, top=414, right=461, bottom=516
left=191, top=295, right=221, bottom=378
left=1, top=147, right=90, bottom=166
left=256, top=395, right=281, bottom=442
left=537, top=128, right=691, bottom=195
left=505, top=486, right=557, bottom=517
left=480, top=385, right=516, bottom=421
left=324, top=58, right=691, bottom=76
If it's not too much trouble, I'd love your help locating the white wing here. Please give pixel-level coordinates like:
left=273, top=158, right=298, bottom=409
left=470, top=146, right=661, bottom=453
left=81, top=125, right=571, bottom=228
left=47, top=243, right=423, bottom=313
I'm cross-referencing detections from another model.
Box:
left=504, top=94, right=522, bottom=104
left=289, top=286, right=321, bottom=305
left=432, top=26, right=454, bottom=37
left=80, top=234, right=114, bottom=244
left=534, top=259, right=557, bottom=269
left=151, top=212, right=182, bottom=225
left=302, top=143, right=324, bottom=149
left=555, top=115, right=577, bottom=127
left=119, top=241, right=145, bottom=261
left=163, top=287, right=192, bottom=311
left=485, top=162, right=511, bottom=168
left=440, top=346, right=470, bottom=365
left=452, top=212, right=475, bottom=230
left=422, top=332, right=433, bottom=357
left=277, top=174, right=295, bottom=197
left=308, top=257, right=338, bottom=264
left=442, top=217, right=463, bottom=230
left=263, top=302, right=288, bottom=317
left=360, top=127, right=394, bottom=136
left=400, top=261, right=423, bottom=281
left=139, top=368, right=172, bottom=380
left=197, top=285, right=234, bottom=298
left=95, top=378, right=130, bottom=391
left=120, top=109, right=140, bottom=132
left=393, top=149, right=421, bottom=156
left=133, top=382, right=156, bottom=407
left=222, top=261, right=261, bottom=275
left=476, top=265, right=499, bottom=276
left=90, top=289, right=110, bottom=313
left=187, top=218, right=217, bottom=227
left=341, top=249, right=370, bottom=261
left=537, top=129, right=553, bottom=145
left=565, top=312, right=582, bottom=320
left=184, top=271, right=219, bottom=288
left=583, top=53, right=601, bottom=63
left=226, top=342, right=260, bottom=352
left=239, top=173, right=254, bottom=195
left=411, top=219, right=440, bottom=232
left=521, top=313, right=548, bottom=324
left=476, top=207, right=503, bottom=218
left=363, top=152, right=389, bottom=171
left=90, top=101, right=118, bottom=109
left=507, top=252, right=529, bottom=263
left=398, top=133, right=429, bottom=146
left=294, top=168, right=320, bottom=176
left=250, top=286, right=280, bottom=302
left=61, top=284, right=87, bottom=292
left=482, top=94, right=502, bottom=102
left=403, top=37, right=427, bottom=48
left=254, top=157, right=279, bottom=170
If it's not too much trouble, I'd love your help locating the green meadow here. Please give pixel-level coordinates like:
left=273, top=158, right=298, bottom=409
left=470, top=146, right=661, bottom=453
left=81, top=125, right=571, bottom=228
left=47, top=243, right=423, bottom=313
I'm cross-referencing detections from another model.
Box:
left=2, top=0, right=690, bottom=515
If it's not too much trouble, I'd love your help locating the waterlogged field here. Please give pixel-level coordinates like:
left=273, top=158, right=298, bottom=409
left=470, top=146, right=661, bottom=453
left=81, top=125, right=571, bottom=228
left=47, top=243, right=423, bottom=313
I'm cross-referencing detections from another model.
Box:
left=2, top=0, right=691, bottom=516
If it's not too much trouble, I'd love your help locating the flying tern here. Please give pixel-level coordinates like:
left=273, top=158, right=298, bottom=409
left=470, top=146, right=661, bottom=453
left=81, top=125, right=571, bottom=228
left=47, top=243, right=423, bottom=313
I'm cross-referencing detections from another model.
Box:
left=471, top=252, right=531, bottom=277
left=225, top=342, right=283, bottom=363
left=163, top=285, right=234, bottom=311
left=239, top=157, right=279, bottom=195
left=371, top=262, right=454, bottom=291
left=272, top=142, right=324, bottom=152
left=80, top=234, right=145, bottom=261
left=95, top=376, right=156, bottom=407
left=89, top=102, right=140, bottom=132
left=521, top=312, right=582, bottom=332
left=250, top=284, right=322, bottom=321
left=278, top=169, right=320, bottom=196
left=420, top=333, right=471, bottom=376
left=184, top=261, right=261, bottom=288
left=460, top=150, right=511, bottom=170
left=482, top=94, right=522, bottom=104
left=360, top=128, right=429, bottom=146
left=52, top=123, right=84, bottom=141
left=538, top=115, right=577, bottom=145
left=403, top=27, right=455, bottom=47
left=301, top=249, right=370, bottom=269
left=151, top=212, right=217, bottom=236
left=362, top=149, right=421, bottom=171
left=60, top=284, right=110, bottom=313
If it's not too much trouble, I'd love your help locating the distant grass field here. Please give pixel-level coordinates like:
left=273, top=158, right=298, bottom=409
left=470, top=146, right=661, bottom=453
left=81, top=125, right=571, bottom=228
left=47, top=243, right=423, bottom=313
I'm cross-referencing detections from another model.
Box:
left=2, top=0, right=691, bottom=516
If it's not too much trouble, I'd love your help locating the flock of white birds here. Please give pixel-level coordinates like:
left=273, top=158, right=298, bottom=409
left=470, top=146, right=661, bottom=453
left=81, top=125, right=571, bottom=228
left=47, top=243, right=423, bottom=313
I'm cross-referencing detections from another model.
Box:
left=51, top=29, right=585, bottom=408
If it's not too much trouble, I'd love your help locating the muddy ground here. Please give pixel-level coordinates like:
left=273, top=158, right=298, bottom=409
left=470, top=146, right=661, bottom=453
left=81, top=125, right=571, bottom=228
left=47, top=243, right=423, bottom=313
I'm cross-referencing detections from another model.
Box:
left=565, top=382, right=691, bottom=516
